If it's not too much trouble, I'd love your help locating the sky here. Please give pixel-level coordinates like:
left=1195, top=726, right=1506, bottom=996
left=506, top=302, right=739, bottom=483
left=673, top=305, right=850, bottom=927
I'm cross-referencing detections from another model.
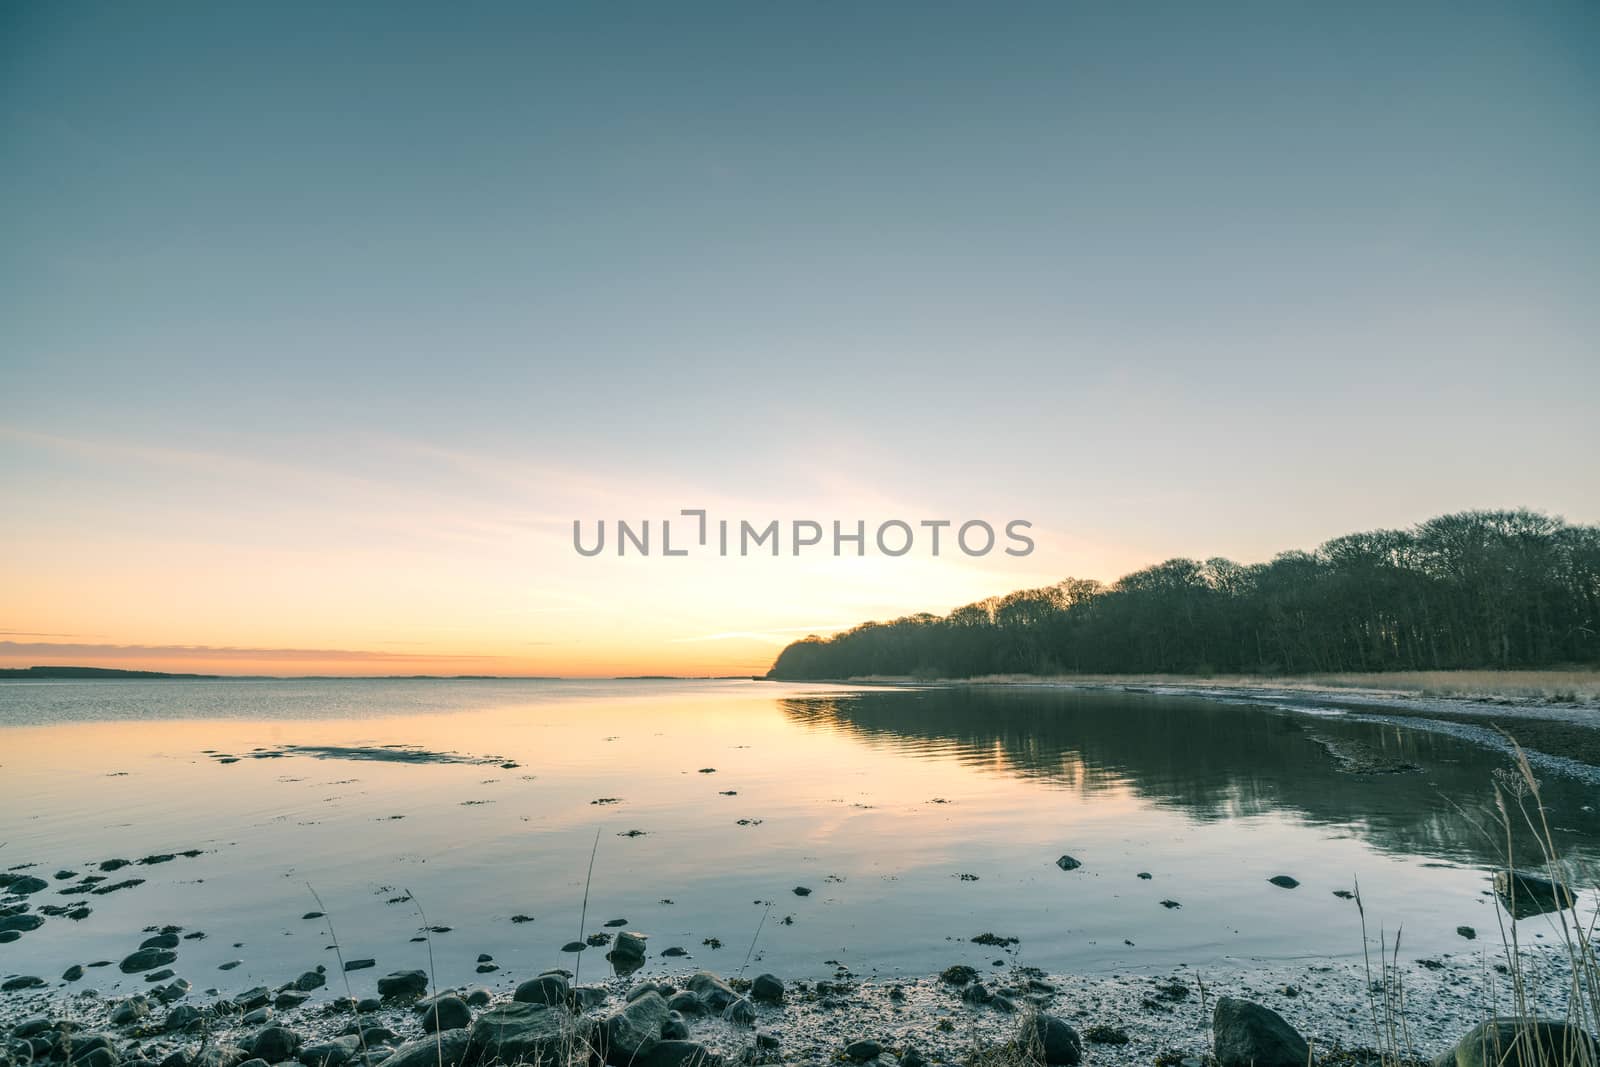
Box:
left=2, top=2, right=1597, bottom=676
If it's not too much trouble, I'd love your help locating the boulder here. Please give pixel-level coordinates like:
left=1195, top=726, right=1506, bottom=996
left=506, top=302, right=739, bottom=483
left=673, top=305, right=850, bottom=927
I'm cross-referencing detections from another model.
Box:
left=513, top=974, right=571, bottom=1008
left=750, top=975, right=784, bottom=1003
left=1494, top=871, right=1576, bottom=919
left=250, top=1027, right=302, bottom=1064
left=637, top=1043, right=720, bottom=1067
left=164, top=1006, right=205, bottom=1033
left=468, top=1003, right=573, bottom=1067
left=1018, top=1013, right=1082, bottom=1066
left=1212, top=997, right=1308, bottom=1067
left=420, top=997, right=471, bottom=1034
left=109, top=999, right=149, bottom=1026
left=297, top=1038, right=361, bottom=1067
left=685, top=973, right=737, bottom=1011
left=1435, top=1018, right=1598, bottom=1067
left=722, top=999, right=755, bottom=1027
left=844, top=1041, right=882, bottom=1062
left=376, top=972, right=428, bottom=1000
left=119, top=949, right=177, bottom=975
left=667, top=992, right=705, bottom=1016
left=378, top=1033, right=471, bottom=1067
left=602, top=992, right=668, bottom=1064
left=611, top=932, right=648, bottom=961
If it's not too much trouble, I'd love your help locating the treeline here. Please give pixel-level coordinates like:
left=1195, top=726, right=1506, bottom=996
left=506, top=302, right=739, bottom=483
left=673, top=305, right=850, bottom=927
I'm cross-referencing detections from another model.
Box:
left=767, top=510, right=1600, bottom=679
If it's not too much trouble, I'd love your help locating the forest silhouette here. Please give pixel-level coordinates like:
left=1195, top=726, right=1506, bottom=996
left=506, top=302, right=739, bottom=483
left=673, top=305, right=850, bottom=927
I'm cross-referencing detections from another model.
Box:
left=768, top=510, right=1600, bottom=679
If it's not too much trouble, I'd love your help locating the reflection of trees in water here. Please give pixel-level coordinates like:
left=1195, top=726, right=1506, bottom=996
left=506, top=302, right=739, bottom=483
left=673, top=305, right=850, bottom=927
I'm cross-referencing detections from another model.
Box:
left=778, top=688, right=1600, bottom=870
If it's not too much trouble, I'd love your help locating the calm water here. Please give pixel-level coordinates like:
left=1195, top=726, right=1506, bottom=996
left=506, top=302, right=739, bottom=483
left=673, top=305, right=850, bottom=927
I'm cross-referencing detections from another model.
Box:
left=1, top=679, right=1595, bottom=996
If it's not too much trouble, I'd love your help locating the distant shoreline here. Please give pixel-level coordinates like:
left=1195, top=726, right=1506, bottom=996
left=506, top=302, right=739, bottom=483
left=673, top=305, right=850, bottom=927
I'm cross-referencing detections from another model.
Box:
left=0, top=665, right=756, bottom=681
left=785, top=669, right=1600, bottom=781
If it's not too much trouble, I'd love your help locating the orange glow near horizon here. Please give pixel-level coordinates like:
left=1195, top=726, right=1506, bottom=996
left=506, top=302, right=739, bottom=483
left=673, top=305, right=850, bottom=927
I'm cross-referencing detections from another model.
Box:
left=2, top=430, right=1168, bottom=676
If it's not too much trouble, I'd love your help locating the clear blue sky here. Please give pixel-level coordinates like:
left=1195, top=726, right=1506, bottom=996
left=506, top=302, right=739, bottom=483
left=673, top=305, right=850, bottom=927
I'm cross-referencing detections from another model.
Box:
left=2, top=2, right=1597, bottom=673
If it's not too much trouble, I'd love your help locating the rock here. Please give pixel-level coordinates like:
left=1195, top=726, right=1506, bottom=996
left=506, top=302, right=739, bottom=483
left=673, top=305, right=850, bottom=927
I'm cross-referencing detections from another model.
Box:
left=153, top=979, right=191, bottom=1004
left=274, top=992, right=309, bottom=1010
left=574, top=987, right=609, bottom=1012
left=2, top=876, right=48, bottom=895
left=750, top=975, right=783, bottom=1003
left=72, top=1049, right=118, bottom=1067
left=191, top=1048, right=250, bottom=1067
left=298, top=1038, right=361, bottom=1067
left=686, top=972, right=738, bottom=1011
left=1436, top=1018, right=1598, bottom=1067
left=638, top=1042, right=720, bottom=1067
left=379, top=1033, right=471, bottom=1067
left=0, top=915, right=45, bottom=934
left=844, top=1041, right=882, bottom=1061
left=1457, top=925, right=1477, bottom=940
left=792, top=887, right=811, bottom=896
left=1, top=977, right=45, bottom=992
left=376, top=971, right=428, bottom=1000
left=667, top=991, right=705, bottom=1015
left=1494, top=871, right=1575, bottom=918
left=961, top=982, right=992, bottom=1005
left=110, top=998, right=150, bottom=1026
left=1267, top=875, right=1300, bottom=889
left=468, top=1003, right=573, bottom=1067
left=1055, top=856, right=1081, bottom=871
left=145, top=968, right=177, bottom=983
left=141, top=933, right=181, bottom=950
left=610, top=932, right=648, bottom=961
left=662, top=1014, right=690, bottom=1041
left=627, top=982, right=664, bottom=1003
left=234, top=986, right=273, bottom=1009
left=355, top=999, right=381, bottom=1014
left=164, top=1007, right=205, bottom=1033
left=119, top=949, right=177, bottom=974
left=63, top=965, right=86, bottom=983
left=360, top=1028, right=399, bottom=1048
left=603, top=992, right=669, bottom=1063
left=344, top=960, right=375, bottom=972
left=461, top=988, right=492, bottom=1007
left=250, top=1027, right=302, bottom=1064
left=421, top=997, right=471, bottom=1034
left=723, top=998, right=755, bottom=1026
left=295, top=971, right=326, bottom=992
left=514, top=974, right=572, bottom=1007
left=1018, top=1013, right=1082, bottom=1066
left=1213, top=997, right=1309, bottom=1067
left=242, top=1009, right=272, bottom=1028
left=901, top=1048, right=926, bottom=1067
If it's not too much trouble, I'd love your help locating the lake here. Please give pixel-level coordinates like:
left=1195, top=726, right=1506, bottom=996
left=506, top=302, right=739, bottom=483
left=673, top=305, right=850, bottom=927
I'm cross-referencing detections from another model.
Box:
left=1, top=679, right=1594, bottom=1000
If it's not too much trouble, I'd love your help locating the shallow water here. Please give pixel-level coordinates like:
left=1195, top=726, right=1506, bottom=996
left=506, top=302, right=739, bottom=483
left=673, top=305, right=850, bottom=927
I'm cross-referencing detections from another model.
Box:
left=1, top=679, right=1595, bottom=999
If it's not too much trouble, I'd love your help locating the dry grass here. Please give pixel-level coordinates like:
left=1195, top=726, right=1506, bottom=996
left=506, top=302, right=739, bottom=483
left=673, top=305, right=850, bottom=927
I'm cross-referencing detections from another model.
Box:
left=1358, top=734, right=1599, bottom=1067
